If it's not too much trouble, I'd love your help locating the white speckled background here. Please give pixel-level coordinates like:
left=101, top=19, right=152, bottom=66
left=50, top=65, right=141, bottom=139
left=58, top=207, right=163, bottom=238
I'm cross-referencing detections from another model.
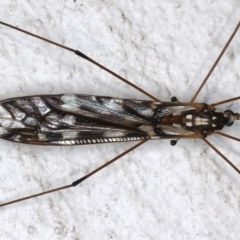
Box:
left=0, top=1, right=240, bottom=239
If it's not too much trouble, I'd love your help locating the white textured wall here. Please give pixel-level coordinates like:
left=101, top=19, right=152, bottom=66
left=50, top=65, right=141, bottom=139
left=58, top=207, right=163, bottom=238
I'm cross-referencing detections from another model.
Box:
left=0, top=1, right=239, bottom=239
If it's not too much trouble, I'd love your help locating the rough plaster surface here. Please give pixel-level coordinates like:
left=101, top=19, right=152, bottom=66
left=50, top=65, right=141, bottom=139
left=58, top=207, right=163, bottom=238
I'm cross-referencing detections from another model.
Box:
left=0, top=1, right=239, bottom=239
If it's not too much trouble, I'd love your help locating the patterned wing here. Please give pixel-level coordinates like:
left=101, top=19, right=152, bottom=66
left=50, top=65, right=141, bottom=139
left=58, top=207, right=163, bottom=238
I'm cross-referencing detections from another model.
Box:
left=0, top=94, right=156, bottom=145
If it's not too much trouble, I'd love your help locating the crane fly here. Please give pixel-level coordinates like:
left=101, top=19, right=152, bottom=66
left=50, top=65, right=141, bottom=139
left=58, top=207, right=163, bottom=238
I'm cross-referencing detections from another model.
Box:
left=0, top=21, right=239, bottom=208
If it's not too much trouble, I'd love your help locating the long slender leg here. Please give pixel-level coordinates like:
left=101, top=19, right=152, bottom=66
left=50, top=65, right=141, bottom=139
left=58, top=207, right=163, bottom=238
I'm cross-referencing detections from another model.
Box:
left=190, top=21, right=240, bottom=103
left=0, top=21, right=158, bottom=101
left=202, top=138, right=240, bottom=175
left=212, top=96, right=240, bottom=107
left=215, top=132, right=240, bottom=142
left=0, top=140, right=147, bottom=208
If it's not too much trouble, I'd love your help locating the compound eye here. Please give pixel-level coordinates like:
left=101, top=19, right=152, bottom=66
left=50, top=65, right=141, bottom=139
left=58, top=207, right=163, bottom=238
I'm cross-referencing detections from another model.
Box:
left=224, top=110, right=235, bottom=126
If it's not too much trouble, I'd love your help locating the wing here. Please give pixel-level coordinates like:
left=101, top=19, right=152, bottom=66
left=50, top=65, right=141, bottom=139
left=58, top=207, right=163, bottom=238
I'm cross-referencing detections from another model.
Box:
left=0, top=94, right=156, bottom=145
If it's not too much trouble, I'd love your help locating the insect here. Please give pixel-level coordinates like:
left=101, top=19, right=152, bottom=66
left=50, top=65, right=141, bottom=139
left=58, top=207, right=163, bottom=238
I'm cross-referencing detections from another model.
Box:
left=0, top=20, right=239, bottom=208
